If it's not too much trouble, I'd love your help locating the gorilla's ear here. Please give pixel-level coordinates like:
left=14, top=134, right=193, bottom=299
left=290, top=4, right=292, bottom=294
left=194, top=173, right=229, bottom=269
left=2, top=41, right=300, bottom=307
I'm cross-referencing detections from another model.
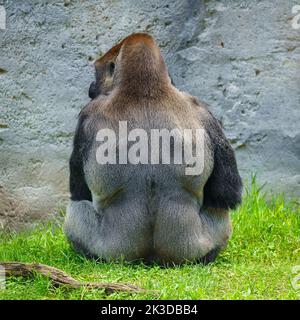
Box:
left=89, top=81, right=100, bottom=100
left=109, top=62, right=115, bottom=76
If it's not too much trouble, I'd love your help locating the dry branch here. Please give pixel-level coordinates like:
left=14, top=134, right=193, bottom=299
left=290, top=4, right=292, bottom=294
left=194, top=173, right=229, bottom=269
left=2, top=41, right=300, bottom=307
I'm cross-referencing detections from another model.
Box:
left=0, top=262, right=149, bottom=294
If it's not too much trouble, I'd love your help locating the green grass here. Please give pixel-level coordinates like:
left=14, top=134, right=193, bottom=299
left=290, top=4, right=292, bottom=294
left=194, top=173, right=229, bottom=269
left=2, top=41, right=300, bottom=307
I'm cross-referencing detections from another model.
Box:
left=0, top=180, right=299, bottom=300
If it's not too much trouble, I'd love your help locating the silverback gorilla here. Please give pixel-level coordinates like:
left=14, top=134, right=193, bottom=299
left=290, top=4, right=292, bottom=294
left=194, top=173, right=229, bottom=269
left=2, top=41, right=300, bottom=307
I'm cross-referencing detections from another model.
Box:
left=64, top=33, right=242, bottom=264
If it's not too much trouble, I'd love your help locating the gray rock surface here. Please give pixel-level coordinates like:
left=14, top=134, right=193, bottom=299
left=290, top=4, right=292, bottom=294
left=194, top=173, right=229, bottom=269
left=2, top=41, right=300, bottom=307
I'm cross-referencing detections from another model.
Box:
left=0, top=0, right=299, bottom=229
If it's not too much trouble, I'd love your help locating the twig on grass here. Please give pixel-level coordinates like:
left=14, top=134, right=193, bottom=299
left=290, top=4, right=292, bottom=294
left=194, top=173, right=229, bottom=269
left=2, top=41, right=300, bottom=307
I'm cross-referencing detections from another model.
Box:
left=0, top=261, right=151, bottom=294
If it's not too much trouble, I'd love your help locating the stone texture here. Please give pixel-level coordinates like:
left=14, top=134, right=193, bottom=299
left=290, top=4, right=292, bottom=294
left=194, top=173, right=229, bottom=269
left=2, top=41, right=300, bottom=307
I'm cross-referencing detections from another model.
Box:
left=0, top=0, right=299, bottom=229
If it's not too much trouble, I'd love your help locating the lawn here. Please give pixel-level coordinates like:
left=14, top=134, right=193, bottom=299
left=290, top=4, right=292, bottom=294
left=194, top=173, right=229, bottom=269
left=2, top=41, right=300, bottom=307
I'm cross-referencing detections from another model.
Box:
left=0, top=180, right=299, bottom=300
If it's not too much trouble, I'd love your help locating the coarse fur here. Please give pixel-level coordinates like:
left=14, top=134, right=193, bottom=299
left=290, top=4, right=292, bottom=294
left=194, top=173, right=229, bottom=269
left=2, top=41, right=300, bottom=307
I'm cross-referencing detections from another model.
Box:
left=64, top=33, right=242, bottom=264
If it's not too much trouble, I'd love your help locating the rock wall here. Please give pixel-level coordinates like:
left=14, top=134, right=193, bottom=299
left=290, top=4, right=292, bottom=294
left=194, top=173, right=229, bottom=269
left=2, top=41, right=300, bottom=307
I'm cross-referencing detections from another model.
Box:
left=0, top=0, right=299, bottom=229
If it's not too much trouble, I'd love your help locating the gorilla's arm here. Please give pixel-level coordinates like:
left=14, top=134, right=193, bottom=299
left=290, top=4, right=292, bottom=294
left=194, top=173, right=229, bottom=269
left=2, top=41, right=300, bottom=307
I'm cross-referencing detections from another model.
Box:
left=69, top=114, right=92, bottom=202
left=202, top=110, right=242, bottom=210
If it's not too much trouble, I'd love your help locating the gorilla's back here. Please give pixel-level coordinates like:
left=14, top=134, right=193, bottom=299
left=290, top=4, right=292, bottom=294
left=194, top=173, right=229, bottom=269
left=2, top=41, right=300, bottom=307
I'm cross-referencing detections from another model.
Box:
left=84, top=95, right=212, bottom=213
left=79, top=97, right=217, bottom=262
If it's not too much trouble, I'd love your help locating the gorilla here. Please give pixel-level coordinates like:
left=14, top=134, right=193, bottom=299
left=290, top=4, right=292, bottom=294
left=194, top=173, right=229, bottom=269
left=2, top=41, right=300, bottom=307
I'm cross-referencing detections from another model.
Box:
left=64, top=33, right=242, bottom=264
